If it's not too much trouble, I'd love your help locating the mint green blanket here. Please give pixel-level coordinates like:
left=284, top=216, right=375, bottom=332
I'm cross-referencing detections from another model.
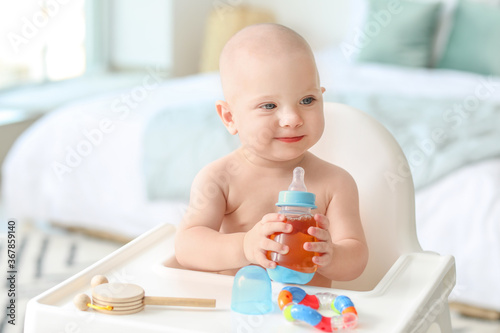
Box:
left=328, top=91, right=500, bottom=189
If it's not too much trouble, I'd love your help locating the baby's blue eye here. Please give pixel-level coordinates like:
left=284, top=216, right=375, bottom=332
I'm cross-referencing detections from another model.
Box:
left=301, top=97, right=315, bottom=105
left=261, top=103, right=276, bottom=110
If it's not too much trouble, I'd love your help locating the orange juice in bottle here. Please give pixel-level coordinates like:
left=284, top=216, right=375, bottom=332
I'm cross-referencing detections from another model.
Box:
left=266, top=167, right=318, bottom=284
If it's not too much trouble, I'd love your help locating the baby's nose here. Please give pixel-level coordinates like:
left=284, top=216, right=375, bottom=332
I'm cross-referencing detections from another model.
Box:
left=278, top=107, right=303, bottom=128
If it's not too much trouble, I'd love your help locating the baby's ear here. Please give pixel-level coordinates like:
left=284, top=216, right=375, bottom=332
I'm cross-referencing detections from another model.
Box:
left=216, top=100, right=238, bottom=135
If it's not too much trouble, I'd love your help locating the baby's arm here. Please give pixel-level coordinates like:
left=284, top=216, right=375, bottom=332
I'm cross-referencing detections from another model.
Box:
left=175, top=166, right=246, bottom=271
left=175, top=164, right=290, bottom=271
left=306, top=169, right=368, bottom=281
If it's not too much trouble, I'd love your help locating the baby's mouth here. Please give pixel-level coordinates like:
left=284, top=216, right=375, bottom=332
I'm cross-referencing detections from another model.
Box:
left=275, top=135, right=304, bottom=143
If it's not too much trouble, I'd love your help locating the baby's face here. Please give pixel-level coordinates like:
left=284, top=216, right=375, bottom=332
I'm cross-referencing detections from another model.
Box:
left=225, top=50, right=325, bottom=164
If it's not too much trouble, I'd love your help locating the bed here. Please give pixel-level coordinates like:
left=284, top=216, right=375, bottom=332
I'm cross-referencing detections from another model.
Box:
left=3, top=0, right=500, bottom=318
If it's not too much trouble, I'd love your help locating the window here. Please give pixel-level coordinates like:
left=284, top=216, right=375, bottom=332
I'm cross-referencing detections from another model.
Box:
left=0, top=0, right=86, bottom=89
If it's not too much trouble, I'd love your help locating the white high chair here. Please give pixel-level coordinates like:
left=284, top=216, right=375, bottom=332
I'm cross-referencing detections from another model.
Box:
left=25, top=103, right=455, bottom=333
left=310, top=102, right=456, bottom=332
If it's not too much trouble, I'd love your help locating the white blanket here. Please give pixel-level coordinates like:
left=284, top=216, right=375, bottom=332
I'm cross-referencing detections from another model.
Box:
left=2, top=73, right=224, bottom=236
left=416, top=158, right=500, bottom=310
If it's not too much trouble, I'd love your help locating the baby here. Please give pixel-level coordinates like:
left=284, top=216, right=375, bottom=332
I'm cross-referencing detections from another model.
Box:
left=172, top=23, right=368, bottom=287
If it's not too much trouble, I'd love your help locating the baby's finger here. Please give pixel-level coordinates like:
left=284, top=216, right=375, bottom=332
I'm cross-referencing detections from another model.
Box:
left=303, top=240, right=330, bottom=254
left=255, top=252, right=277, bottom=269
left=260, top=237, right=289, bottom=255
left=314, top=214, right=330, bottom=230
left=260, top=213, right=285, bottom=224
left=312, top=253, right=331, bottom=266
left=262, top=221, right=292, bottom=236
left=307, top=226, right=331, bottom=241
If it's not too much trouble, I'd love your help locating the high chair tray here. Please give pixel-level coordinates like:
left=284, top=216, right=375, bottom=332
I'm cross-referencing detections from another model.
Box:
left=25, top=223, right=454, bottom=332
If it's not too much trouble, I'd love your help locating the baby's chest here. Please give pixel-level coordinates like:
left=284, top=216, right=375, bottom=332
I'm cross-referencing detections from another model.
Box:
left=221, top=188, right=328, bottom=233
left=221, top=190, right=279, bottom=233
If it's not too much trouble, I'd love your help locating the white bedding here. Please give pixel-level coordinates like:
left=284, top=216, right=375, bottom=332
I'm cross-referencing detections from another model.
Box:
left=416, top=159, right=500, bottom=310
left=2, top=48, right=500, bottom=311
left=2, top=73, right=224, bottom=236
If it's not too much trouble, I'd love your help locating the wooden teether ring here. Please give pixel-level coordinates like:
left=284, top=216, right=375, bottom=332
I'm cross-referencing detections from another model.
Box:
left=90, top=275, right=109, bottom=288
left=93, top=298, right=144, bottom=307
left=74, top=275, right=216, bottom=315
left=92, top=283, right=145, bottom=303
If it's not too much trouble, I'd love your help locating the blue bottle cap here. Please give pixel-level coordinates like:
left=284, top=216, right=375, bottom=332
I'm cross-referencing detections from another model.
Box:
left=276, top=191, right=317, bottom=208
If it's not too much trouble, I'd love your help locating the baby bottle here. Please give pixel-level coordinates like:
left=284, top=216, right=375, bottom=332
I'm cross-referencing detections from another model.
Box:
left=267, top=167, right=318, bottom=284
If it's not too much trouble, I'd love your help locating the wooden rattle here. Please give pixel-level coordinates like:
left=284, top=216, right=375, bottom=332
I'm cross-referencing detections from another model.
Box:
left=74, top=275, right=216, bottom=315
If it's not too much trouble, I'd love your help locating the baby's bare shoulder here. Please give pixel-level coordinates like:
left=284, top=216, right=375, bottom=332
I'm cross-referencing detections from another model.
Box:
left=192, top=151, right=243, bottom=189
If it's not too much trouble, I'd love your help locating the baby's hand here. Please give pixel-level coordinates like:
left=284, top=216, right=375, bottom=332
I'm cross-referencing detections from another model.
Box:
left=304, top=214, right=333, bottom=267
left=243, top=213, right=292, bottom=269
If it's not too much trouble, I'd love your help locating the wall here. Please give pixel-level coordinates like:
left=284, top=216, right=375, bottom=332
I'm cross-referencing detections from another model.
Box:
left=171, top=0, right=213, bottom=76
left=109, top=0, right=173, bottom=71
left=0, top=116, right=40, bottom=184
left=108, top=0, right=213, bottom=77
left=106, top=0, right=352, bottom=76
left=243, top=0, right=351, bottom=50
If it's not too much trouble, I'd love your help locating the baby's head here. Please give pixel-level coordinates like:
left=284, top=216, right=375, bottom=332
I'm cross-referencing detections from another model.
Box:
left=216, top=24, right=325, bottom=164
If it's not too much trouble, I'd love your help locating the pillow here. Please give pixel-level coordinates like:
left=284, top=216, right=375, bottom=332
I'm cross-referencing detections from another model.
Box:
left=143, top=102, right=240, bottom=201
left=353, top=0, right=442, bottom=67
left=437, top=0, right=500, bottom=75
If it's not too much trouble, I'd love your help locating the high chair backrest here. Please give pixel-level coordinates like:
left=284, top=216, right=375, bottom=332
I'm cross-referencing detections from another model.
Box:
left=310, top=103, right=422, bottom=291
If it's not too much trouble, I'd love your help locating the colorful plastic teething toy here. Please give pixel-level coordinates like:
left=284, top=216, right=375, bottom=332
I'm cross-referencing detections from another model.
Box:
left=278, top=286, right=358, bottom=332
